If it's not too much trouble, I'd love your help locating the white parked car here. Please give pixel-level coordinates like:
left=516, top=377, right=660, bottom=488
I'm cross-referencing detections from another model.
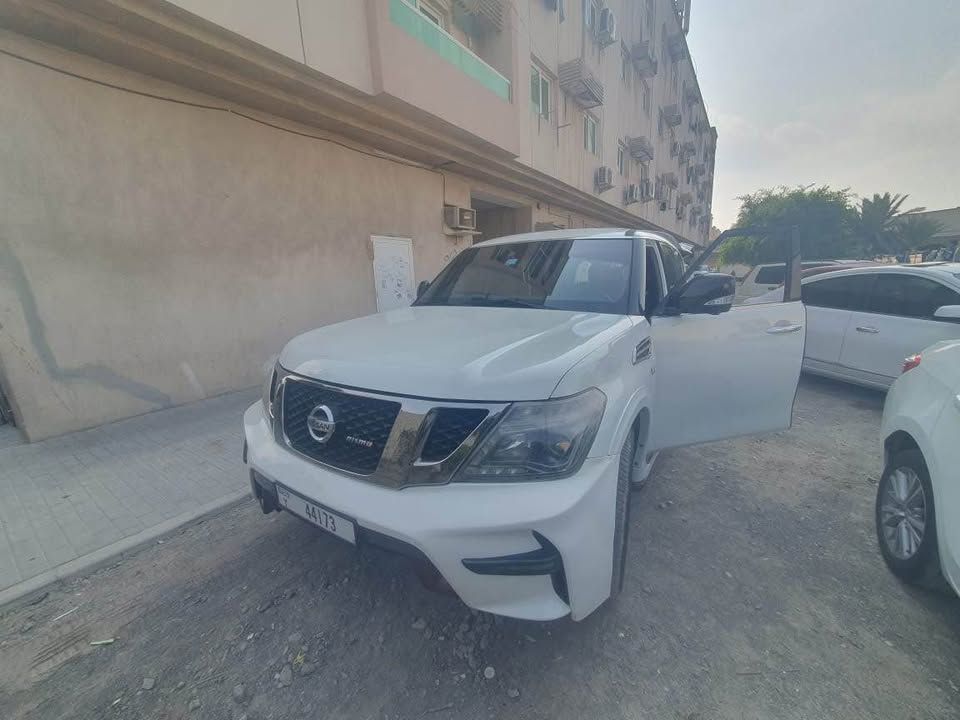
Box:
left=242, top=229, right=805, bottom=621
left=877, top=339, right=960, bottom=595
left=801, top=264, right=960, bottom=389
left=735, top=260, right=839, bottom=301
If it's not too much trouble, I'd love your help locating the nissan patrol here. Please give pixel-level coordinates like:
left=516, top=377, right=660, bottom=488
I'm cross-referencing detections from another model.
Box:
left=243, top=229, right=805, bottom=621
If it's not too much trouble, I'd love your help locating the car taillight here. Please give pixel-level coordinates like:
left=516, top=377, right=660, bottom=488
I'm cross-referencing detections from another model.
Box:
left=902, top=354, right=922, bottom=374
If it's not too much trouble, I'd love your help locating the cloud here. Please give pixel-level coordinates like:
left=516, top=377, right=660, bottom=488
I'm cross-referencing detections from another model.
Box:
left=710, top=62, right=960, bottom=227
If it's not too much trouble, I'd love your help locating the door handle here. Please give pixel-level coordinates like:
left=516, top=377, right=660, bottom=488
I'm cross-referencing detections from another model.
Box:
left=856, top=326, right=880, bottom=334
left=766, top=324, right=803, bottom=335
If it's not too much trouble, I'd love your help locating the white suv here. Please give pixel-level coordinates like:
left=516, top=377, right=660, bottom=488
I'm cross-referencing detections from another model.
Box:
left=243, top=229, right=805, bottom=621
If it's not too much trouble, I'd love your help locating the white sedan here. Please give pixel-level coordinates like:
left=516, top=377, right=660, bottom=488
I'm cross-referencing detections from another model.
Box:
left=877, top=339, right=960, bottom=594
left=744, top=264, right=960, bottom=389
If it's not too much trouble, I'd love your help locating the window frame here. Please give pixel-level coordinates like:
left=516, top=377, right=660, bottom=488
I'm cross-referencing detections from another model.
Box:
left=530, top=64, right=551, bottom=119
left=584, top=0, right=601, bottom=31
left=583, top=114, right=599, bottom=155
left=414, top=0, right=447, bottom=29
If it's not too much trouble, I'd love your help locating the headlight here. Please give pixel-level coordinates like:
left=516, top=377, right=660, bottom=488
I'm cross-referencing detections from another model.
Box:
left=456, top=389, right=606, bottom=481
left=262, top=362, right=280, bottom=419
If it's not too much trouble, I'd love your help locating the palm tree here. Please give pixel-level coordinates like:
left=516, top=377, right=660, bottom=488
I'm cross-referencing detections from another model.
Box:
left=896, top=214, right=944, bottom=253
left=854, top=193, right=924, bottom=256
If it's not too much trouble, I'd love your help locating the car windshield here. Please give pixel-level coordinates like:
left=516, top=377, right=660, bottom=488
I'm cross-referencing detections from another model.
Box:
left=414, top=238, right=633, bottom=315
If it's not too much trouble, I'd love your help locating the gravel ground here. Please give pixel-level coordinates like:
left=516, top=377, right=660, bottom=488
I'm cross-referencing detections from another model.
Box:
left=1, top=376, right=958, bottom=720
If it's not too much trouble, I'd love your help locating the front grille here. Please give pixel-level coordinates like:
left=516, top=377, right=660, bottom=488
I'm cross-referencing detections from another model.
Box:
left=282, top=379, right=401, bottom=475
left=420, top=408, right=489, bottom=463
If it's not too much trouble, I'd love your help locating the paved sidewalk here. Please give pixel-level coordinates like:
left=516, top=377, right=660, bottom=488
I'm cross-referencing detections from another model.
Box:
left=0, top=389, right=257, bottom=605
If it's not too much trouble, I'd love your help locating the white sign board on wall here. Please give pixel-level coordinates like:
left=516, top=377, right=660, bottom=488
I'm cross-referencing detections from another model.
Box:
left=371, top=236, right=416, bottom=312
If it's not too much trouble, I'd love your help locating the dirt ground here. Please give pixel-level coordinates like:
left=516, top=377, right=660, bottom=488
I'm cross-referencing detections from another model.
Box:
left=1, top=376, right=958, bottom=720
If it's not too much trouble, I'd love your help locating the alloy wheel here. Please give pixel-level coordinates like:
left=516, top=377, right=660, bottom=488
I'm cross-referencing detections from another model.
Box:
left=879, top=467, right=927, bottom=560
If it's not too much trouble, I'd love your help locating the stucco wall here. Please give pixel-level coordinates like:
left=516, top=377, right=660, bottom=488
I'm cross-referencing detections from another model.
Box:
left=0, top=47, right=467, bottom=440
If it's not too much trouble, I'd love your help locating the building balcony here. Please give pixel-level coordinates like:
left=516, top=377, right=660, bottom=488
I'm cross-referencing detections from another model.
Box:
left=662, top=171, right=679, bottom=189
left=372, top=0, right=518, bottom=155
left=667, top=33, right=688, bottom=62
left=661, top=104, right=682, bottom=127
left=559, top=58, right=604, bottom=109
left=630, top=41, right=658, bottom=78
left=683, top=85, right=699, bottom=106
left=677, top=191, right=693, bottom=205
left=389, top=0, right=510, bottom=100
left=628, top=136, right=655, bottom=162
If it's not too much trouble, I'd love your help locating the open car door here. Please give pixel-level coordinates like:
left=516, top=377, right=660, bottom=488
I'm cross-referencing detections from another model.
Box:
left=647, top=227, right=805, bottom=451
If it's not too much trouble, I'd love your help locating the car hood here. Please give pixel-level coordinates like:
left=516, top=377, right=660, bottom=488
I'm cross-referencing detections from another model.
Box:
left=279, top=306, right=632, bottom=401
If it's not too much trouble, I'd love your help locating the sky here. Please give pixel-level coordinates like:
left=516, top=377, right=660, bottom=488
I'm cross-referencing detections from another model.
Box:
left=685, top=0, right=960, bottom=229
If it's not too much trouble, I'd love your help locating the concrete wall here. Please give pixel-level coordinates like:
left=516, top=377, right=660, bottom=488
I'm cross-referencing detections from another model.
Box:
left=0, top=46, right=469, bottom=440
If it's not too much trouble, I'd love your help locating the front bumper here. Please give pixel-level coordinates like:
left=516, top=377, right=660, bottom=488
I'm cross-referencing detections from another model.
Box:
left=243, top=402, right=620, bottom=621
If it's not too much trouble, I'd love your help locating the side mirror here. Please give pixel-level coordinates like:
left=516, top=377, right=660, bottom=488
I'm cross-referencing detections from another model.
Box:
left=665, top=272, right=736, bottom=315
left=934, top=305, right=960, bottom=322
left=416, top=280, right=430, bottom=300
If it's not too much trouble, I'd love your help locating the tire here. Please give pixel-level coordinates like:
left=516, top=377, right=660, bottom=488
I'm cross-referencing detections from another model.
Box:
left=610, top=430, right=635, bottom=596
left=875, top=449, right=944, bottom=589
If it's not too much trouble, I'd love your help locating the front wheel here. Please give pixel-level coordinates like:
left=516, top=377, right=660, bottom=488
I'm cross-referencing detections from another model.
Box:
left=610, top=431, right=635, bottom=596
left=875, top=449, right=943, bottom=588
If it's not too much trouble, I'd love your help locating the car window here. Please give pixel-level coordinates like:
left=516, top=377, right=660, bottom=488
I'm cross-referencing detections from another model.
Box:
left=754, top=265, right=784, bottom=285
left=657, top=241, right=685, bottom=291
left=868, top=274, right=960, bottom=319
left=415, top=238, right=633, bottom=315
left=802, top=274, right=874, bottom=311
left=644, top=245, right=664, bottom=313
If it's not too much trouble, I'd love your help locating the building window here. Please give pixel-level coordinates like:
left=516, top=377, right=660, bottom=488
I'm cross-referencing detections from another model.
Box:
left=530, top=65, right=551, bottom=119
left=646, top=0, right=655, bottom=33
left=584, top=114, right=598, bottom=155
left=640, top=163, right=650, bottom=184
left=583, top=0, right=601, bottom=31
left=642, top=82, right=651, bottom=115
left=671, top=63, right=679, bottom=92
left=617, top=144, right=627, bottom=176
left=621, top=44, right=631, bottom=84
left=413, top=0, right=447, bottom=29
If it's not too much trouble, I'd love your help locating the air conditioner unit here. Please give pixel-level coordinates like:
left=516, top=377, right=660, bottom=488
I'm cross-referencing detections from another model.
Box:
left=443, top=205, right=477, bottom=231
left=624, top=183, right=641, bottom=205
left=640, top=179, right=654, bottom=201
left=676, top=205, right=685, bottom=220
left=597, top=8, right=617, bottom=46
left=595, top=165, right=614, bottom=192
left=658, top=201, right=668, bottom=212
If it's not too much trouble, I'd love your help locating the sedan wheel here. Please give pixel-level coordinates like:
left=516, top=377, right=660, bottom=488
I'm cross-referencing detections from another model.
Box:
left=875, top=448, right=944, bottom=589
left=879, top=466, right=926, bottom=560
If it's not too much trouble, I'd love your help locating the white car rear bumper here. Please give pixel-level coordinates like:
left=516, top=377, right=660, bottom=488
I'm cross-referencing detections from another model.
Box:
left=243, top=402, right=619, bottom=621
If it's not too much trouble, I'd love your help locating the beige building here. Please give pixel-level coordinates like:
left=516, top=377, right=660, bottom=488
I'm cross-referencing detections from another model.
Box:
left=0, top=0, right=716, bottom=440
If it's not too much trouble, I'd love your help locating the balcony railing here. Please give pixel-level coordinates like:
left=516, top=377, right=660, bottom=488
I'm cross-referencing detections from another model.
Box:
left=630, top=41, right=658, bottom=78
left=390, top=0, right=511, bottom=101
left=627, top=136, right=654, bottom=162
left=559, top=58, right=604, bottom=108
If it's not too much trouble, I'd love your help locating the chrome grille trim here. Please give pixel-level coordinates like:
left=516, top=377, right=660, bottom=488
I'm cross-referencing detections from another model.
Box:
left=273, top=369, right=509, bottom=490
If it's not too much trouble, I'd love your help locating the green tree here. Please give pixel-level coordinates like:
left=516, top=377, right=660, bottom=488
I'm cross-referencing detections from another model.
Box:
left=853, top=193, right=924, bottom=256
left=719, top=185, right=857, bottom=265
left=895, top=214, right=943, bottom=252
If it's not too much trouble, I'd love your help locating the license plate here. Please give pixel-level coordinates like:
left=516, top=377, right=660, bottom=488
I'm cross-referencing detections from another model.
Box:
left=276, top=485, right=356, bottom=545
